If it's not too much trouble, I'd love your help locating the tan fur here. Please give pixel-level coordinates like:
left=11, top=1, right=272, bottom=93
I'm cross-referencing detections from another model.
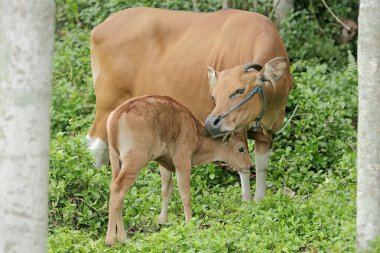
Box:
left=87, top=7, right=293, bottom=152
left=105, top=95, right=252, bottom=246
left=88, top=7, right=294, bottom=213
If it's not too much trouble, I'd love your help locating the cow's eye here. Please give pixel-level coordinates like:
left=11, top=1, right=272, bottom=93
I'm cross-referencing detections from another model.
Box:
left=236, top=88, right=245, bottom=95
left=238, top=146, right=244, bottom=153
left=229, top=88, right=245, bottom=99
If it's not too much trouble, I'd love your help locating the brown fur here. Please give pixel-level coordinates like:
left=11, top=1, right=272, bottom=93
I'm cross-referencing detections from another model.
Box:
left=336, top=19, right=358, bottom=45
left=105, top=95, right=252, bottom=246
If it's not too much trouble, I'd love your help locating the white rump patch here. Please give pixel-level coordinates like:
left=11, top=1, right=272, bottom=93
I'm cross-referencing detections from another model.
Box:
left=117, top=113, right=135, bottom=158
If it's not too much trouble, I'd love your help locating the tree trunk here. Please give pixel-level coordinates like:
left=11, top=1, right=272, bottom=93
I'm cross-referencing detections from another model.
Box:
left=273, top=0, right=294, bottom=25
left=253, top=0, right=258, bottom=12
left=357, top=0, right=380, bottom=251
left=242, top=0, right=248, bottom=11
left=0, top=1, right=55, bottom=252
left=192, top=0, right=199, bottom=12
left=222, top=0, right=229, bottom=9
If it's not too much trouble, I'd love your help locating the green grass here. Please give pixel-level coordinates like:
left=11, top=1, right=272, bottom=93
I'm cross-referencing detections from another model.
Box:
left=48, top=179, right=356, bottom=252
left=48, top=0, right=371, bottom=252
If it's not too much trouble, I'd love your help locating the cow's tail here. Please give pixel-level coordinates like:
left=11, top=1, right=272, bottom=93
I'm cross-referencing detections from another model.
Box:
left=107, top=111, right=121, bottom=181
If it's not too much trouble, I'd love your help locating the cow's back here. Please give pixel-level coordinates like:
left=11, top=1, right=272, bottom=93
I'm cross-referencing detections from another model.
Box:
left=89, top=7, right=291, bottom=141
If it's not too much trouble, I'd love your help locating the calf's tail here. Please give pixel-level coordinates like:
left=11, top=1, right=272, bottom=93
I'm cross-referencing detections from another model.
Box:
left=107, top=111, right=121, bottom=181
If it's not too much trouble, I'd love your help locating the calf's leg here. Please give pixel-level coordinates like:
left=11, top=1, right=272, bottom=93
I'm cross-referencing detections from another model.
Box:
left=158, top=165, right=174, bottom=224
left=109, top=146, right=120, bottom=182
left=105, top=158, right=143, bottom=246
left=174, top=160, right=192, bottom=222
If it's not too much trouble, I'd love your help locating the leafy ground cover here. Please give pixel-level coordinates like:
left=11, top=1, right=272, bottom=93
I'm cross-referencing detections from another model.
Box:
left=47, top=1, right=377, bottom=252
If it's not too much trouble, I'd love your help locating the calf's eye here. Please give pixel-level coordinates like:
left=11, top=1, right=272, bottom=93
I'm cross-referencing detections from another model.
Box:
left=238, top=147, right=244, bottom=153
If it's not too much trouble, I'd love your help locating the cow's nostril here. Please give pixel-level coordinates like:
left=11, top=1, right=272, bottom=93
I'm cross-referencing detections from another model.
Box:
left=213, top=116, right=221, bottom=126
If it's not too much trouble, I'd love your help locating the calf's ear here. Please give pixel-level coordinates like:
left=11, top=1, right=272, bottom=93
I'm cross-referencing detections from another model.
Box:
left=260, top=57, right=287, bottom=86
left=207, top=66, right=219, bottom=91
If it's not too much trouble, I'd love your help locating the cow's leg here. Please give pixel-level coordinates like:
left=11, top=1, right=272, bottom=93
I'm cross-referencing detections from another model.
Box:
left=87, top=109, right=109, bottom=167
left=174, top=160, right=192, bottom=222
left=158, top=165, right=174, bottom=224
left=87, top=110, right=108, bottom=167
left=88, top=96, right=124, bottom=167
left=105, top=157, right=142, bottom=246
left=253, top=135, right=272, bottom=202
left=239, top=171, right=252, bottom=201
left=254, top=151, right=269, bottom=202
left=87, top=134, right=108, bottom=168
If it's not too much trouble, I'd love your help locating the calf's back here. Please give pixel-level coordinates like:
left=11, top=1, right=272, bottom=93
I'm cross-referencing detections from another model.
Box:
left=107, top=95, right=202, bottom=170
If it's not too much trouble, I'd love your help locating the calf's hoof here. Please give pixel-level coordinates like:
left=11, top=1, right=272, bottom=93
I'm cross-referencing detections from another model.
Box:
left=105, top=236, right=116, bottom=247
left=117, top=230, right=128, bottom=243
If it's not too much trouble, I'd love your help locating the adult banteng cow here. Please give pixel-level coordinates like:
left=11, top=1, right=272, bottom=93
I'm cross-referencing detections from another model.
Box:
left=87, top=7, right=293, bottom=202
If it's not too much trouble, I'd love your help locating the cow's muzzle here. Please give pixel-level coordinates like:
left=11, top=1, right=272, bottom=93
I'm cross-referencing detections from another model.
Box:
left=205, top=115, right=224, bottom=137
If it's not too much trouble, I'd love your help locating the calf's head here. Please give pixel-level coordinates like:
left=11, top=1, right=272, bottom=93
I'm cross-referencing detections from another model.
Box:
left=219, top=133, right=252, bottom=173
left=205, top=57, right=287, bottom=137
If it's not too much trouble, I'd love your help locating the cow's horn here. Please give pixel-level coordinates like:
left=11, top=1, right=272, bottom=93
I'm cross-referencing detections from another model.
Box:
left=243, top=62, right=263, bottom=72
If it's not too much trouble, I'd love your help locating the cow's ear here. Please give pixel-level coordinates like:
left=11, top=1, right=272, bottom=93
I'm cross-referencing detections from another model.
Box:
left=207, top=66, right=218, bottom=91
left=260, top=57, right=287, bottom=86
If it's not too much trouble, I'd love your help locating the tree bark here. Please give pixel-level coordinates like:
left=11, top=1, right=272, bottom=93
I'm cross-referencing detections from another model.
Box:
left=222, top=0, right=229, bottom=9
left=192, top=0, right=199, bottom=12
left=0, top=1, right=55, bottom=252
left=273, top=0, right=294, bottom=25
left=253, top=0, right=258, bottom=12
left=357, top=0, right=380, bottom=251
left=242, top=0, right=248, bottom=11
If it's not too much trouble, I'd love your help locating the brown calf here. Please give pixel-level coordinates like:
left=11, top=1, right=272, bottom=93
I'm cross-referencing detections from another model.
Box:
left=105, top=95, right=252, bottom=245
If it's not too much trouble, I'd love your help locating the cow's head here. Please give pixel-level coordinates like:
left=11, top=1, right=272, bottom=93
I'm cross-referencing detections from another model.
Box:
left=205, top=57, right=287, bottom=137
